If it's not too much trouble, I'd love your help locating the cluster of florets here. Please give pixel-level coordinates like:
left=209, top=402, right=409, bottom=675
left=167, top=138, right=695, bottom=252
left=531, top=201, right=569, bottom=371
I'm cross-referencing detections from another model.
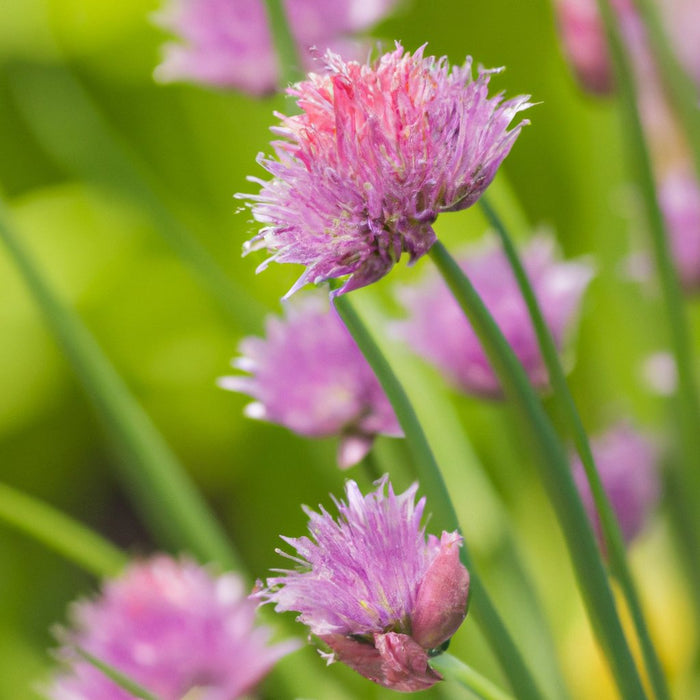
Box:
left=219, top=294, right=401, bottom=467
left=153, top=0, right=399, bottom=95
left=241, top=44, right=531, bottom=295
left=572, top=423, right=660, bottom=551
left=395, top=235, right=593, bottom=398
left=256, top=476, right=470, bottom=691
left=48, top=557, right=298, bottom=699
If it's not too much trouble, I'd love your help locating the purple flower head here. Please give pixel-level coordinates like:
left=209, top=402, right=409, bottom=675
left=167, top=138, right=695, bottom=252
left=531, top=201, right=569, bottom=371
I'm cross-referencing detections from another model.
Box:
left=395, top=234, right=594, bottom=398
left=239, top=44, right=532, bottom=296
left=554, top=0, right=615, bottom=94
left=153, top=0, right=399, bottom=95
left=572, top=423, right=661, bottom=550
left=48, top=556, right=298, bottom=700
left=218, top=294, right=401, bottom=468
left=256, top=476, right=470, bottom=691
left=660, top=167, right=700, bottom=291
left=660, top=0, right=700, bottom=89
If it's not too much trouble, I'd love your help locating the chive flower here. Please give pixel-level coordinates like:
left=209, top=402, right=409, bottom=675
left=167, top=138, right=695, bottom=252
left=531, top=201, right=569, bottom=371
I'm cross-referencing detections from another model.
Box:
left=554, top=0, right=614, bottom=94
left=394, top=235, right=593, bottom=398
left=240, top=44, right=531, bottom=295
left=660, top=168, right=700, bottom=291
left=48, top=556, right=298, bottom=700
left=218, top=295, right=401, bottom=468
left=256, top=476, right=470, bottom=692
left=572, top=423, right=661, bottom=549
left=153, top=0, right=398, bottom=95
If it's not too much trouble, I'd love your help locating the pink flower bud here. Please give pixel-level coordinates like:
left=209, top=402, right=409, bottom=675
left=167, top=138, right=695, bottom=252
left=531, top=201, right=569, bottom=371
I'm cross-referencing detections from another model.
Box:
left=411, top=532, right=470, bottom=650
left=257, top=477, right=471, bottom=691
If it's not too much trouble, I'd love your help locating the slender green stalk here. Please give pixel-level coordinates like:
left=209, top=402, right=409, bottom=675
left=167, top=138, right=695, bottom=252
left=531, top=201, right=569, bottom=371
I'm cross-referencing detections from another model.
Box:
left=595, top=0, right=700, bottom=604
left=76, top=649, right=160, bottom=700
left=633, top=0, right=700, bottom=178
left=0, top=482, right=127, bottom=578
left=429, top=241, right=647, bottom=699
left=8, top=63, right=265, bottom=331
left=359, top=451, right=383, bottom=483
left=480, top=197, right=669, bottom=700
left=0, top=200, right=241, bottom=571
left=431, top=653, right=514, bottom=700
left=351, top=303, right=570, bottom=698
left=334, top=295, right=545, bottom=700
left=263, top=0, right=304, bottom=86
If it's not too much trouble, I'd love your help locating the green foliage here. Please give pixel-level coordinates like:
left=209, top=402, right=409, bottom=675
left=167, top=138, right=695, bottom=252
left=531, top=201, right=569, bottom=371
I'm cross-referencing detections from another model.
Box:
left=0, top=0, right=696, bottom=698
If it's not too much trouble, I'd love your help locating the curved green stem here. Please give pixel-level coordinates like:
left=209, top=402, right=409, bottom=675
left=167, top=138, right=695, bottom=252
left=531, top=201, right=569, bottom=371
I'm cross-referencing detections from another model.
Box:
left=632, top=0, right=700, bottom=179
left=0, top=200, right=241, bottom=571
left=596, top=0, right=700, bottom=631
left=263, top=0, right=304, bottom=86
left=431, top=653, right=513, bottom=700
left=76, top=648, right=160, bottom=700
left=8, top=63, right=266, bottom=332
left=429, top=241, right=647, bottom=699
left=480, top=197, right=669, bottom=700
left=334, top=295, right=545, bottom=700
left=0, top=482, right=127, bottom=578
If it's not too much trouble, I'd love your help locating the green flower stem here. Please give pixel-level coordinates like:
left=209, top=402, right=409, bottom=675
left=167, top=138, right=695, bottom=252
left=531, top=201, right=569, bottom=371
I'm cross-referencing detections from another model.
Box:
left=263, top=0, right=304, bottom=86
left=0, top=482, right=127, bottom=578
left=429, top=241, right=647, bottom=700
left=431, top=653, right=514, bottom=700
left=359, top=450, right=384, bottom=483
left=633, top=0, right=700, bottom=178
left=0, top=200, right=241, bottom=571
left=334, top=295, right=545, bottom=700
left=350, top=306, right=569, bottom=698
left=8, top=63, right=266, bottom=331
left=595, top=0, right=700, bottom=611
left=76, top=648, right=160, bottom=700
left=480, top=197, right=670, bottom=700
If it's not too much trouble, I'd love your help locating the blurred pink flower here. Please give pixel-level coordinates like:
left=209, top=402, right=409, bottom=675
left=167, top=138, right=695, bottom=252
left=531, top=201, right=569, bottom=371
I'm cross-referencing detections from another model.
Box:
left=659, top=167, right=700, bottom=290
left=153, top=0, right=399, bottom=95
left=219, top=294, right=401, bottom=468
left=554, top=0, right=614, bottom=93
left=256, top=476, right=470, bottom=691
left=661, top=0, right=700, bottom=88
left=240, top=44, right=531, bottom=295
left=395, top=235, right=593, bottom=398
left=48, top=556, right=298, bottom=700
left=572, top=423, right=660, bottom=549
left=556, top=0, right=700, bottom=292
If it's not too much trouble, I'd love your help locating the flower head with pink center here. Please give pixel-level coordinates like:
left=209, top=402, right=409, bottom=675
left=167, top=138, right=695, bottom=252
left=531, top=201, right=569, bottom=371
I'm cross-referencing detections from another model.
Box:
left=48, top=556, right=298, bottom=700
left=153, top=0, right=399, bottom=95
left=240, top=44, right=532, bottom=295
left=572, top=423, right=661, bottom=550
left=218, top=294, right=401, bottom=468
left=394, top=234, right=594, bottom=398
left=256, top=476, right=470, bottom=692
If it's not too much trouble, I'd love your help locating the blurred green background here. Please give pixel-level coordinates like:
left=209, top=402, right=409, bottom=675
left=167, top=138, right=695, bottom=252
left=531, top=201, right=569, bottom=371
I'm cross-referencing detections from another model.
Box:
left=0, top=0, right=696, bottom=697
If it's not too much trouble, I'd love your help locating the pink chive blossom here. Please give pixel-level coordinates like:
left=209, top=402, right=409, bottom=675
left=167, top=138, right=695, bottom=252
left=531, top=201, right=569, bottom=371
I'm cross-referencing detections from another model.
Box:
left=572, top=423, right=661, bottom=550
left=659, top=168, right=700, bottom=291
left=218, top=295, right=401, bottom=468
left=48, top=556, right=298, bottom=700
left=256, top=476, right=470, bottom=692
left=153, top=0, right=399, bottom=95
left=239, top=44, right=532, bottom=296
left=660, top=0, right=700, bottom=89
left=555, top=0, right=700, bottom=94
left=609, top=0, right=700, bottom=293
left=394, top=235, right=593, bottom=399
left=554, top=0, right=615, bottom=93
